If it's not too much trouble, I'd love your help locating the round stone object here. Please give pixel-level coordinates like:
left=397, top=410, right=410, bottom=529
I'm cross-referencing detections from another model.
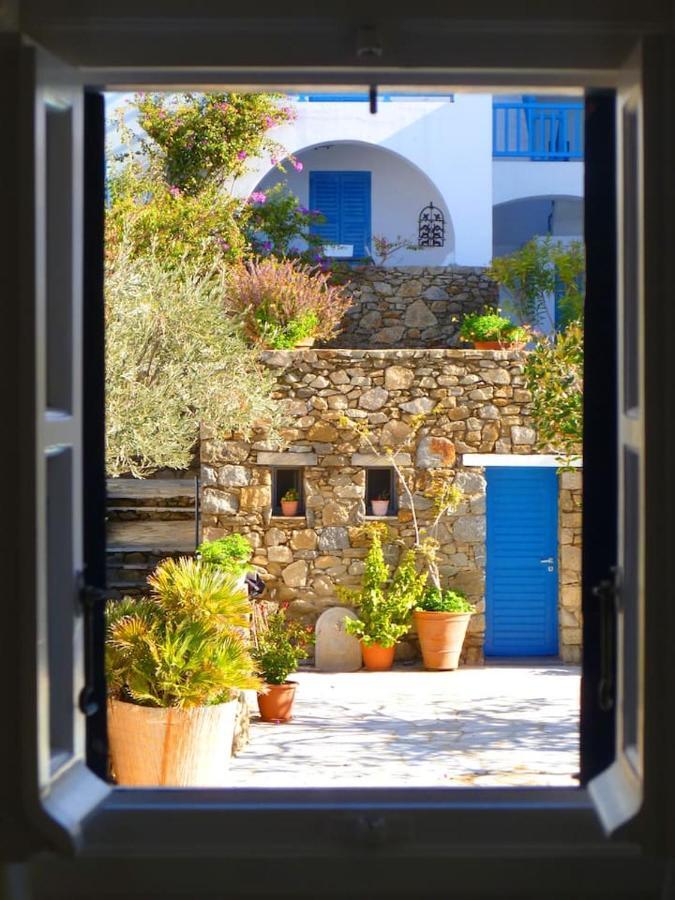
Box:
left=314, top=608, right=362, bottom=673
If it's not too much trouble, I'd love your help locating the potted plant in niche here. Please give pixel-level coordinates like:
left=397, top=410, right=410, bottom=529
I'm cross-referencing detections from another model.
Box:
left=414, top=587, right=475, bottom=670
left=339, top=524, right=427, bottom=671
left=224, top=257, right=352, bottom=350
left=106, top=557, right=262, bottom=786
left=280, top=487, right=300, bottom=517
left=458, top=308, right=530, bottom=349
left=252, top=606, right=314, bottom=722
left=196, top=533, right=254, bottom=588
left=370, top=490, right=390, bottom=517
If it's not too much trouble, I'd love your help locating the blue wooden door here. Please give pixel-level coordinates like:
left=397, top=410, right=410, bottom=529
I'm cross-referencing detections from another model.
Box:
left=309, top=171, right=371, bottom=258
left=485, top=467, right=559, bottom=656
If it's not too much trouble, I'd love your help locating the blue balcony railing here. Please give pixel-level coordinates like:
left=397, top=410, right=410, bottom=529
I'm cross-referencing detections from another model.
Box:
left=493, top=101, right=584, bottom=160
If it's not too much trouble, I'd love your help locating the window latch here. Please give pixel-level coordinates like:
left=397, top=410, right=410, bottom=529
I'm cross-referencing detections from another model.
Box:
left=78, top=574, right=107, bottom=717
left=592, top=566, right=622, bottom=712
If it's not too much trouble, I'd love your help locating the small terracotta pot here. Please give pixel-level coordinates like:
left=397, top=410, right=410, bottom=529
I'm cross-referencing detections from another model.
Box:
left=473, top=340, right=506, bottom=349
left=257, top=681, right=297, bottom=722
left=361, top=642, right=395, bottom=671
left=371, top=499, right=390, bottom=517
left=293, top=336, right=316, bottom=349
left=280, top=500, right=299, bottom=517
left=414, top=610, right=472, bottom=670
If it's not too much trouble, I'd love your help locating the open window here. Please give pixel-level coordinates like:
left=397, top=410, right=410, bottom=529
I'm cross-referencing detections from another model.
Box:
left=365, top=467, right=397, bottom=517
left=272, top=467, right=305, bottom=517
left=6, top=25, right=672, bottom=887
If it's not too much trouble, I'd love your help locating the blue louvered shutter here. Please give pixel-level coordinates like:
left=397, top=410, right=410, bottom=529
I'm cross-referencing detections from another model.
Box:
left=339, top=172, right=371, bottom=258
left=309, top=171, right=371, bottom=258
left=309, top=172, right=340, bottom=245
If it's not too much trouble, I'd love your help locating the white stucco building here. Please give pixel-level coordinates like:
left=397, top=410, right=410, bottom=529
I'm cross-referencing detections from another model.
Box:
left=237, top=91, right=584, bottom=268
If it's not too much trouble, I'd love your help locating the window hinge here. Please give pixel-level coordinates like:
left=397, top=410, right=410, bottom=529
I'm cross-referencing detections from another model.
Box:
left=77, top=573, right=107, bottom=717
left=592, top=566, right=622, bottom=712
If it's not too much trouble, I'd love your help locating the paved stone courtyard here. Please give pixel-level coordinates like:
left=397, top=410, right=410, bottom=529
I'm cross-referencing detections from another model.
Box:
left=229, top=663, right=580, bottom=788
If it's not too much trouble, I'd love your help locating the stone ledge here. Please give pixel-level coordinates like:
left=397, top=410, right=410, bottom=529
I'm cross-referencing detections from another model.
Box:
left=257, top=451, right=317, bottom=466
left=351, top=453, right=412, bottom=467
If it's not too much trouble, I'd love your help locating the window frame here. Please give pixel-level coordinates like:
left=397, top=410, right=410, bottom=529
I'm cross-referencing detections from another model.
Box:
left=271, top=466, right=305, bottom=517
left=6, top=20, right=675, bottom=888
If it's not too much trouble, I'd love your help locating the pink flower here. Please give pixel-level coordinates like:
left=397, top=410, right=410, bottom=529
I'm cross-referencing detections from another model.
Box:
left=249, top=191, right=267, bottom=204
left=237, top=150, right=248, bottom=160
left=168, top=185, right=181, bottom=198
left=265, top=115, right=276, bottom=128
left=270, top=157, right=278, bottom=166
left=292, top=160, right=303, bottom=172
left=216, top=102, right=230, bottom=112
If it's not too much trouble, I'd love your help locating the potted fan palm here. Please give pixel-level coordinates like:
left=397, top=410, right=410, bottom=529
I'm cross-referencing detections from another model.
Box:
left=106, top=556, right=262, bottom=786
left=340, top=525, right=427, bottom=671
left=252, top=606, right=314, bottom=722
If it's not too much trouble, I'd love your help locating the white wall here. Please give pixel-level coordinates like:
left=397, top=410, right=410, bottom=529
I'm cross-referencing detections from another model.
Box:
left=254, top=143, right=454, bottom=266
left=492, top=159, right=584, bottom=206
left=238, top=95, right=494, bottom=266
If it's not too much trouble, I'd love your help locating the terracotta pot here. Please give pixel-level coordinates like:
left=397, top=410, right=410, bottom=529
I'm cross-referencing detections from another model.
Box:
left=414, top=610, right=472, bottom=670
left=473, top=340, right=523, bottom=350
left=361, top=642, right=395, bottom=671
left=107, top=697, right=237, bottom=787
left=371, top=499, right=390, bottom=517
left=257, top=681, right=297, bottom=722
left=280, top=500, right=299, bottom=516
left=293, top=336, right=316, bottom=349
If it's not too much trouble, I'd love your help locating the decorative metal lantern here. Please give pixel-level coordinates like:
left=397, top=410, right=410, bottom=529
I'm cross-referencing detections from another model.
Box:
left=418, top=201, right=445, bottom=247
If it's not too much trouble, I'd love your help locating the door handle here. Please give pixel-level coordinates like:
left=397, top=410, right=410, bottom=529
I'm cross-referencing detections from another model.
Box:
left=539, top=557, right=555, bottom=564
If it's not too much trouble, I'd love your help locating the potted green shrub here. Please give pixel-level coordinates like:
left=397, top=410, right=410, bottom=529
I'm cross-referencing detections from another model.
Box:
left=106, top=556, right=262, bottom=786
left=197, top=534, right=254, bottom=587
left=413, top=587, right=475, bottom=671
left=280, top=487, right=300, bottom=517
left=459, top=308, right=530, bottom=349
left=224, top=257, right=352, bottom=349
left=252, top=607, right=314, bottom=722
left=340, top=525, right=427, bottom=671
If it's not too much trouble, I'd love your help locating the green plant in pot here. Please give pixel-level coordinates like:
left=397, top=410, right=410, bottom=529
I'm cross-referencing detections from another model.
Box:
left=370, top=490, right=390, bottom=517
left=339, top=524, right=427, bottom=671
left=459, top=308, right=530, bottom=349
left=106, top=556, right=262, bottom=786
left=414, top=586, right=475, bottom=671
left=197, top=533, right=254, bottom=585
left=252, top=606, right=314, bottom=722
left=280, top=487, right=300, bottom=517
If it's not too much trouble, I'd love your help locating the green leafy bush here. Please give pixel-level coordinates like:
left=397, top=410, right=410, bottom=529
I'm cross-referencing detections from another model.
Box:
left=524, top=320, right=583, bottom=461
left=224, top=257, right=352, bottom=348
left=487, top=237, right=585, bottom=329
left=253, top=608, right=314, bottom=685
left=105, top=248, right=284, bottom=477
left=416, top=587, right=474, bottom=614
left=459, top=309, right=529, bottom=344
left=197, top=535, right=253, bottom=576
left=340, top=526, right=427, bottom=648
left=106, top=557, right=261, bottom=708
left=243, top=182, right=327, bottom=263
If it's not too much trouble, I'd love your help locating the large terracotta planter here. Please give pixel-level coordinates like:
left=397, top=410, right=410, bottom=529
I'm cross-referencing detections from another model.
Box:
left=280, top=500, right=299, bottom=517
left=414, top=610, right=472, bottom=670
left=473, top=341, right=524, bottom=350
left=361, top=641, right=395, bottom=671
left=108, top=697, right=237, bottom=786
left=257, top=681, right=297, bottom=722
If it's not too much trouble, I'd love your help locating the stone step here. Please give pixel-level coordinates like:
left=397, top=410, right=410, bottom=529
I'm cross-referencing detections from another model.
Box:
left=106, top=478, right=196, bottom=506
left=106, top=507, right=195, bottom=521
left=106, top=520, right=197, bottom=553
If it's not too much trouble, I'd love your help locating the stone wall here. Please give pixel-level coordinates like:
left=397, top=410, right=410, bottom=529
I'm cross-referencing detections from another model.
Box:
left=201, top=349, right=541, bottom=665
left=321, top=266, right=498, bottom=350
left=558, top=470, right=583, bottom=663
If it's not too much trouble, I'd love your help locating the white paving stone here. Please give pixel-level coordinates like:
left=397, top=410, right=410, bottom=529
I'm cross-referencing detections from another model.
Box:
left=228, top=664, right=580, bottom=788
